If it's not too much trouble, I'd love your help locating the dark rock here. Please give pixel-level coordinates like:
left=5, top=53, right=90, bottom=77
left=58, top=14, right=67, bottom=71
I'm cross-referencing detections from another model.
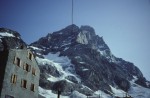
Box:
left=39, top=64, right=60, bottom=77
left=114, top=76, right=130, bottom=91
left=65, top=76, right=79, bottom=84
left=52, top=80, right=93, bottom=96
left=30, top=24, right=149, bottom=95
left=135, top=77, right=148, bottom=88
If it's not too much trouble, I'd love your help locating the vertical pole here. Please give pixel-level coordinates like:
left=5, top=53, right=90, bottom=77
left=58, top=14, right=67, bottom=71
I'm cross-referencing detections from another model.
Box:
left=57, top=89, right=61, bottom=98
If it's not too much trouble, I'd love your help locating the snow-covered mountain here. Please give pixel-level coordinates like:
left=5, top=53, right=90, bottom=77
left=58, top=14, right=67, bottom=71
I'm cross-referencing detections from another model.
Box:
left=0, top=28, right=26, bottom=51
left=0, top=26, right=150, bottom=98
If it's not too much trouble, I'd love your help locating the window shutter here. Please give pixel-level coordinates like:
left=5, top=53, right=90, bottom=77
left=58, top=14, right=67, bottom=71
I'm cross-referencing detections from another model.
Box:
left=13, top=57, right=16, bottom=64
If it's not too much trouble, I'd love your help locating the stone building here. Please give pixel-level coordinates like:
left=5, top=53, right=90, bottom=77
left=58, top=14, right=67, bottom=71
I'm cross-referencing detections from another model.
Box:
left=0, top=48, right=40, bottom=98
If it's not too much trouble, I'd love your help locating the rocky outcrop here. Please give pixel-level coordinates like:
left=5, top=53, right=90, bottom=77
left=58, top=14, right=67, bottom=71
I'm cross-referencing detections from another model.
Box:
left=0, top=28, right=26, bottom=51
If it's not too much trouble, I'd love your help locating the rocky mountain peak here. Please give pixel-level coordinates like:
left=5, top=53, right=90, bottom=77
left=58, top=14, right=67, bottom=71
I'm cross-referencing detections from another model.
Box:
left=51, top=24, right=79, bottom=36
left=76, top=25, right=95, bottom=45
left=63, top=24, right=79, bottom=33
left=30, top=24, right=149, bottom=93
left=80, top=25, right=96, bottom=36
left=0, top=28, right=26, bottom=51
left=0, top=28, right=21, bottom=38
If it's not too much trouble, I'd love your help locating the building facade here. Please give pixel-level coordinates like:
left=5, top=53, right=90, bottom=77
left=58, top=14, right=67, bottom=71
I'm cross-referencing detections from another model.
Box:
left=0, top=49, right=40, bottom=98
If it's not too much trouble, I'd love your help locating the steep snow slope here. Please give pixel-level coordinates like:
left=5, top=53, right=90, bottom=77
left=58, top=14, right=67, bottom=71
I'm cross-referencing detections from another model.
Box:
left=36, top=52, right=81, bottom=83
left=36, top=51, right=150, bottom=98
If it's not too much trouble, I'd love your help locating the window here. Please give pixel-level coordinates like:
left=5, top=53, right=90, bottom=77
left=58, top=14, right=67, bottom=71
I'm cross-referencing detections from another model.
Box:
left=23, top=63, right=31, bottom=72
left=5, top=95, right=14, bottom=98
left=21, top=79, right=27, bottom=88
left=20, top=45, right=24, bottom=49
left=32, top=68, right=36, bottom=75
left=14, top=57, right=21, bottom=67
left=30, top=83, right=35, bottom=92
left=11, top=74, right=17, bottom=84
left=28, top=52, right=32, bottom=60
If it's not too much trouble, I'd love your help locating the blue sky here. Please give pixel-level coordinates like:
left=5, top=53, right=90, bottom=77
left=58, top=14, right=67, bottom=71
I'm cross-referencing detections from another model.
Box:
left=0, top=0, right=150, bottom=80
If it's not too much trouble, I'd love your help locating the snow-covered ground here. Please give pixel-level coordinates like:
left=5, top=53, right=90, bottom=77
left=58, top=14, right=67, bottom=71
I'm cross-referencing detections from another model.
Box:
left=39, top=87, right=88, bottom=98
left=39, top=87, right=69, bottom=98
left=36, top=52, right=81, bottom=83
left=129, top=83, right=150, bottom=98
left=70, top=91, right=87, bottom=98
left=95, top=84, right=150, bottom=98
left=35, top=51, right=150, bottom=98
left=128, top=77, right=150, bottom=98
left=109, top=76, right=150, bottom=98
left=94, top=90, right=112, bottom=98
left=110, top=85, right=127, bottom=97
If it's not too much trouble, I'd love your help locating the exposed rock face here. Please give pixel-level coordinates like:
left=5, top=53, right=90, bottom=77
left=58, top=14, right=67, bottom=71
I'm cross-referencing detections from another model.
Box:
left=76, top=26, right=95, bottom=45
left=30, top=24, right=149, bottom=97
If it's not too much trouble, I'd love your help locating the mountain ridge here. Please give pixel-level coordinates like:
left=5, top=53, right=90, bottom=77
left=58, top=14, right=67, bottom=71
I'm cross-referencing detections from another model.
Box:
left=0, top=25, right=150, bottom=98
left=30, top=25, right=149, bottom=91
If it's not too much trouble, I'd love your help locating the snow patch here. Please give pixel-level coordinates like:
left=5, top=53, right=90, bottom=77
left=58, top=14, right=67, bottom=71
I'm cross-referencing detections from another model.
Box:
left=97, top=49, right=117, bottom=63
left=29, top=46, right=43, bottom=50
left=39, top=87, right=87, bottom=98
left=61, top=43, right=71, bottom=47
left=64, top=47, right=69, bottom=51
left=47, top=75, right=60, bottom=82
left=36, top=52, right=81, bottom=83
left=131, top=76, right=138, bottom=82
left=97, top=49, right=106, bottom=56
left=36, top=53, right=42, bottom=55
left=94, top=90, right=112, bottom=98
left=39, top=87, right=69, bottom=98
left=129, top=81, right=150, bottom=98
left=36, top=57, right=54, bottom=66
left=81, top=85, right=92, bottom=91
left=44, top=52, right=71, bottom=67
left=75, top=56, right=81, bottom=59
left=146, top=81, right=150, bottom=86
left=79, top=62, right=85, bottom=64
left=70, top=91, right=87, bottom=98
left=82, top=68, right=89, bottom=71
left=110, top=85, right=127, bottom=97
left=0, top=32, right=15, bottom=37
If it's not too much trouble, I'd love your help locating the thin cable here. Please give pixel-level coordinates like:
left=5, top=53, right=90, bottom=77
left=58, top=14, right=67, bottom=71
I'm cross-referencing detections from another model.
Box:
left=72, top=0, right=74, bottom=25
left=71, top=0, right=74, bottom=33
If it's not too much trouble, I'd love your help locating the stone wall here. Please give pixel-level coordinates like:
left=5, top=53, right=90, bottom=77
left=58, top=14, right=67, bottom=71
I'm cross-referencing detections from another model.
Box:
left=0, top=49, right=40, bottom=98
